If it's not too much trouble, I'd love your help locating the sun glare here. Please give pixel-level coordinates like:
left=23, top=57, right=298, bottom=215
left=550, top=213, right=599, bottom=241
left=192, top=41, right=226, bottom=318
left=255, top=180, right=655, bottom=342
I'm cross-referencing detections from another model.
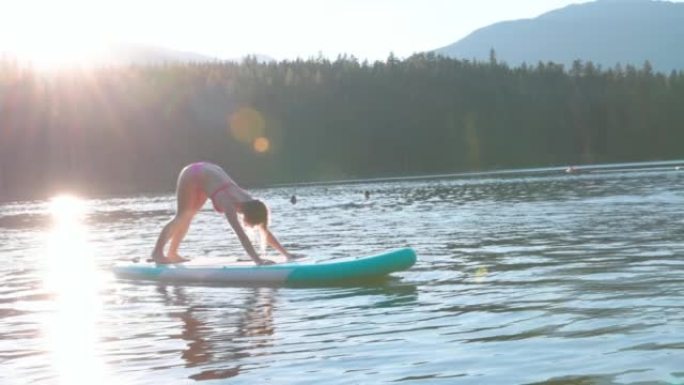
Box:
left=45, top=194, right=97, bottom=303
left=42, top=194, right=112, bottom=385
left=49, top=195, right=87, bottom=224
left=3, top=0, right=110, bottom=70
left=15, top=41, right=105, bottom=70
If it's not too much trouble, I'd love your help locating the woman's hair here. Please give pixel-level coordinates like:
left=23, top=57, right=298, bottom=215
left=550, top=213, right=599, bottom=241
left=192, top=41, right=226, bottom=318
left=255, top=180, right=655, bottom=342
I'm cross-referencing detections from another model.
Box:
left=241, top=199, right=269, bottom=227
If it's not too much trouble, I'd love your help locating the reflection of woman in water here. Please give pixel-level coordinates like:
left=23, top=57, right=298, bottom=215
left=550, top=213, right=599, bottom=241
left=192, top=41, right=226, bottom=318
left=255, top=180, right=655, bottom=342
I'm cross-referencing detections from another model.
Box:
left=159, top=285, right=276, bottom=381
left=151, top=162, right=300, bottom=265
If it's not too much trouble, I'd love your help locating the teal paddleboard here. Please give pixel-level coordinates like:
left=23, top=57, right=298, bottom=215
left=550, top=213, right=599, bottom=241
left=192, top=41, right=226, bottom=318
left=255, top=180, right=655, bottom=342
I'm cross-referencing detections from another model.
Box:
left=112, top=248, right=417, bottom=286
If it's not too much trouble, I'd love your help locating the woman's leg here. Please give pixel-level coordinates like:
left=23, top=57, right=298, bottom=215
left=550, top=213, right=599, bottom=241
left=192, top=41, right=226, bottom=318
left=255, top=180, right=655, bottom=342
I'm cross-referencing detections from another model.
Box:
left=151, top=167, right=206, bottom=263
left=166, top=213, right=195, bottom=260
left=166, top=171, right=207, bottom=261
left=151, top=216, right=180, bottom=262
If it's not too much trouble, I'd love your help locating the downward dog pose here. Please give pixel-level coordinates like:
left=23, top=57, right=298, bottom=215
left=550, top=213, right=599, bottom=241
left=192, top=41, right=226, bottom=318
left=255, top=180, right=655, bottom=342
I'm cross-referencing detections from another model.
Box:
left=152, top=162, right=297, bottom=265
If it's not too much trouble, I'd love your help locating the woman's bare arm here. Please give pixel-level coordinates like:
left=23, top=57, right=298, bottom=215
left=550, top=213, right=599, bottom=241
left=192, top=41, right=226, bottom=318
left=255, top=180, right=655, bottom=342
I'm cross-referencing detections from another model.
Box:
left=262, top=227, right=303, bottom=261
left=225, top=212, right=271, bottom=265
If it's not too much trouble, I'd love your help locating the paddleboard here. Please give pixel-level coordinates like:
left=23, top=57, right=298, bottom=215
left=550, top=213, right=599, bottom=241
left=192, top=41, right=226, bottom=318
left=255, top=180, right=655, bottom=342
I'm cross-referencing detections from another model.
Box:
left=112, top=248, right=417, bottom=286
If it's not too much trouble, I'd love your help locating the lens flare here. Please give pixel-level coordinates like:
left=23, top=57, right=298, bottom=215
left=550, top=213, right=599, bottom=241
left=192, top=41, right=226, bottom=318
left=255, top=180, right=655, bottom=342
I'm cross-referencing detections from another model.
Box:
left=474, top=266, right=488, bottom=283
left=229, top=107, right=265, bottom=144
left=253, top=136, right=271, bottom=153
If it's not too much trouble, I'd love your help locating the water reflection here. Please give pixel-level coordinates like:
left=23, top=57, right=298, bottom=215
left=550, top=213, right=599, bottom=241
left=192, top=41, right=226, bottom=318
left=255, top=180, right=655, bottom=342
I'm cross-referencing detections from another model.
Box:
left=42, top=195, right=111, bottom=385
left=158, top=286, right=276, bottom=381
left=3, top=165, right=684, bottom=384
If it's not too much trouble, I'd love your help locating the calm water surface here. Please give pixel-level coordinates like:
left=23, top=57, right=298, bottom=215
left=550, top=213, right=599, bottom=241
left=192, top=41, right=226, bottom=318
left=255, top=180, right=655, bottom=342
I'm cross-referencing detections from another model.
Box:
left=1, top=165, right=684, bottom=384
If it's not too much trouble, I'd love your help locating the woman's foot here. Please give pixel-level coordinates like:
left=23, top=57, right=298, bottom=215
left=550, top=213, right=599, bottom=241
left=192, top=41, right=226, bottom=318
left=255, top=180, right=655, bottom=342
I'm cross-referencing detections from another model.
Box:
left=150, top=254, right=189, bottom=264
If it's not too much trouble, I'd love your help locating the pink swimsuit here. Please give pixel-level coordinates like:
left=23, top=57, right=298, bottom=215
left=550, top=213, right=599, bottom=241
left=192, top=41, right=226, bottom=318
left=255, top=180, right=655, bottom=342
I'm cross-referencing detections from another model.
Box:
left=189, top=162, right=234, bottom=213
left=209, top=182, right=233, bottom=213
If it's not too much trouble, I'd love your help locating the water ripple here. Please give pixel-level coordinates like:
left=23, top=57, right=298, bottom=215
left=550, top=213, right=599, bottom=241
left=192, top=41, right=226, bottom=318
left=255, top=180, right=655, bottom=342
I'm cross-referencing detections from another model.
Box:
left=1, top=166, right=684, bottom=384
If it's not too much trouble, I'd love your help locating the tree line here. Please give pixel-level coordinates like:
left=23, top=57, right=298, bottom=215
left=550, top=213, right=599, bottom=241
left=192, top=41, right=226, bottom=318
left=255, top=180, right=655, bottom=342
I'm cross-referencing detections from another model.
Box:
left=1, top=53, right=683, bottom=200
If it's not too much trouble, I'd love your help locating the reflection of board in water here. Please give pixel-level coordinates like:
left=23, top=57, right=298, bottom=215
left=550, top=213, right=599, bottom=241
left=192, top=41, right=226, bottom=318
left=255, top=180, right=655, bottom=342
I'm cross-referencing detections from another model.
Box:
left=113, top=248, right=417, bottom=287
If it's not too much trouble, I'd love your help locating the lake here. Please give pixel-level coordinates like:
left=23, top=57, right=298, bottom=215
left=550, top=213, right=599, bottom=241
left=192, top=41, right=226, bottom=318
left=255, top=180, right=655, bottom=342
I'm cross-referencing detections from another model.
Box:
left=1, top=162, right=683, bottom=384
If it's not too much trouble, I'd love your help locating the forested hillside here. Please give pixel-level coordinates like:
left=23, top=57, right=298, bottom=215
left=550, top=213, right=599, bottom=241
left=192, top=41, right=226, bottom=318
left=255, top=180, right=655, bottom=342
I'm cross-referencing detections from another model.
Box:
left=1, top=54, right=683, bottom=200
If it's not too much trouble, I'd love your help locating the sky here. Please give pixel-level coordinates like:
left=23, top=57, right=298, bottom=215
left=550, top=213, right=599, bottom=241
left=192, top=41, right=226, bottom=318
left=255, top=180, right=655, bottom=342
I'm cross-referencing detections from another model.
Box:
left=0, top=0, right=625, bottom=66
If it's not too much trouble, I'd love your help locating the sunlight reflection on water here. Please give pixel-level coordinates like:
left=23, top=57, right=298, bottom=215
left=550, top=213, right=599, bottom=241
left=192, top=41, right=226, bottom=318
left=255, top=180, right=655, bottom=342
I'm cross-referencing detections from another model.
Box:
left=41, top=195, right=112, bottom=385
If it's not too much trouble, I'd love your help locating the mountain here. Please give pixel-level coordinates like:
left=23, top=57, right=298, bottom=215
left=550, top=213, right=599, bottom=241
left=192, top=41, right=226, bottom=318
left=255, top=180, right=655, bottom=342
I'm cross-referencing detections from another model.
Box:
left=100, top=43, right=219, bottom=65
left=0, top=43, right=276, bottom=67
left=435, top=0, right=684, bottom=73
left=101, top=44, right=276, bottom=65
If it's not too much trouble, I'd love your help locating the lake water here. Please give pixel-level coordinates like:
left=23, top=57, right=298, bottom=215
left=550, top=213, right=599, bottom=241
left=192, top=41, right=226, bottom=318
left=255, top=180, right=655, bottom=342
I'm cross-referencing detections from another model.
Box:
left=1, top=163, right=684, bottom=384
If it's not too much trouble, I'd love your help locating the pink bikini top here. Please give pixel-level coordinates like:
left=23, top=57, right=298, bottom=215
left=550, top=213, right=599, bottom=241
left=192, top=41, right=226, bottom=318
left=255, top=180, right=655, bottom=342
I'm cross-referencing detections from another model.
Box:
left=209, top=182, right=233, bottom=213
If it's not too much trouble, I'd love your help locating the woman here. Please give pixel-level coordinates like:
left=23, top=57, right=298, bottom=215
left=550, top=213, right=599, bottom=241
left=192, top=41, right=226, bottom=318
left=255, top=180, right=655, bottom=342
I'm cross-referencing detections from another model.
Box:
left=152, top=162, right=296, bottom=265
